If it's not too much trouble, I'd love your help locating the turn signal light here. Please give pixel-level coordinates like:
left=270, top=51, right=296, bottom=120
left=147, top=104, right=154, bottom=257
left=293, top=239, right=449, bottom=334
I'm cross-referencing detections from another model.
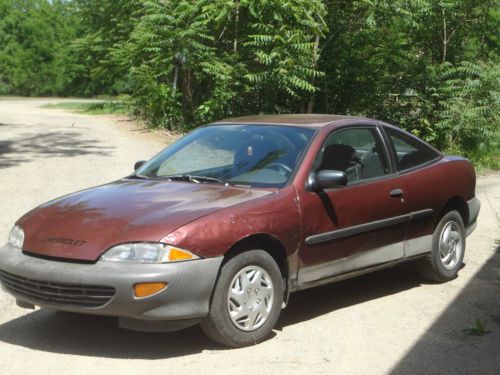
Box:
left=168, top=248, right=195, bottom=261
left=134, top=282, right=167, bottom=298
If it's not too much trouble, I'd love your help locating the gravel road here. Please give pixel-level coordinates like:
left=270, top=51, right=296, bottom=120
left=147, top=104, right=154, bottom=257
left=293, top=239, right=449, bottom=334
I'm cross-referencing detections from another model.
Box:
left=0, top=98, right=499, bottom=375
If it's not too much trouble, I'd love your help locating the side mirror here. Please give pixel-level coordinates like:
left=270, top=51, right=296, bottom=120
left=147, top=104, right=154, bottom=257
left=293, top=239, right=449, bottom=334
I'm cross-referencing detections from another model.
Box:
left=307, top=170, right=347, bottom=191
left=134, top=160, right=146, bottom=171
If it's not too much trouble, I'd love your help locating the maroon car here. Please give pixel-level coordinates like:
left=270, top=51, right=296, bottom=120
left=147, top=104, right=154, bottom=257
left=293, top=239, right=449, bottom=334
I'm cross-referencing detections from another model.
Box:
left=0, top=115, right=480, bottom=347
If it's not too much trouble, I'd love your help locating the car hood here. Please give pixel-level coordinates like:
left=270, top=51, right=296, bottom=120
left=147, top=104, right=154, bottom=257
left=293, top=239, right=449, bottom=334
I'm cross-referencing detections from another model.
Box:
left=18, top=179, right=273, bottom=261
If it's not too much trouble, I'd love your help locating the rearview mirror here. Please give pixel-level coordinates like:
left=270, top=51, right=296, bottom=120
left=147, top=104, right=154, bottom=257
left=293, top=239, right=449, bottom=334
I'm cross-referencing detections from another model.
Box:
left=307, top=170, right=347, bottom=191
left=134, top=160, right=146, bottom=171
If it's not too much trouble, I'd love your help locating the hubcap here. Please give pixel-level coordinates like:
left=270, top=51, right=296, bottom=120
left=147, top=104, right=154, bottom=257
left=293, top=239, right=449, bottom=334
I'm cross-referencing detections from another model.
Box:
left=439, top=221, right=463, bottom=270
left=227, top=265, right=274, bottom=332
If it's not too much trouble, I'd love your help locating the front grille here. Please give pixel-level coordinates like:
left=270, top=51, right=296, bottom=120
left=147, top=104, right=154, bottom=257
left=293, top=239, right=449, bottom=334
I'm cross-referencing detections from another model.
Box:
left=0, top=270, right=115, bottom=308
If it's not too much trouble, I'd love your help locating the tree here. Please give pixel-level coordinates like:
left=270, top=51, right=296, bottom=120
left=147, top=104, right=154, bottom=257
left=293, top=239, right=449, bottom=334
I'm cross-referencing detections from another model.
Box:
left=0, top=0, right=80, bottom=96
left=125, top=0, right=327, bottom=129
left=0, top=0, right=497, bottom=166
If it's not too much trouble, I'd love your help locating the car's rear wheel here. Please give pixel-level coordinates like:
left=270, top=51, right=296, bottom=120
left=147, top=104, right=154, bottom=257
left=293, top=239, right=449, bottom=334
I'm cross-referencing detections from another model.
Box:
left=417, top=210, right=465, bottom=282
left=201, top=250, right=284, bottom=347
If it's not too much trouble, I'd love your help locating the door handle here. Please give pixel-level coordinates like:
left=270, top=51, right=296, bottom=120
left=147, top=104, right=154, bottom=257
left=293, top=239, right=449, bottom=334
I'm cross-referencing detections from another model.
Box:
left=389, top=188, right=404, bottom=197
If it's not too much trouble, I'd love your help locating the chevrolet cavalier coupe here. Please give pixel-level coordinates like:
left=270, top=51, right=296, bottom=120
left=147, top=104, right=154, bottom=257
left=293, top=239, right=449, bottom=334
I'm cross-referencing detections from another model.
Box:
left=0, top=115, right=480, bottom=347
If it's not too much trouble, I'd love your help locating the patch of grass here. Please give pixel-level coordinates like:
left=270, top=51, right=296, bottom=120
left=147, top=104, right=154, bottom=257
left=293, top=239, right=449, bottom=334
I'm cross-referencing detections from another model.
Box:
left=472, top=150, right=500, bottom=171
left=42, top=100, right=129, bottom=115
left=462, top=319, right=491, bottom=336
left=0, top=95, right=32, bottom=100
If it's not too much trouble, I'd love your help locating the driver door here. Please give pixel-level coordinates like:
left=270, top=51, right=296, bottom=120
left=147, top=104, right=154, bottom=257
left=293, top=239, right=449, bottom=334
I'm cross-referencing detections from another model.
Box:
left=298, top=125, right=409, bottom=284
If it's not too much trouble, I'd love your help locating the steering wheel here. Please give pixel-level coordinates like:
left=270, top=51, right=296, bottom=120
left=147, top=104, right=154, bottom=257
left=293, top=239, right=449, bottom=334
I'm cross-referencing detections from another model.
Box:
left=266, top=162, right=293, bottom=176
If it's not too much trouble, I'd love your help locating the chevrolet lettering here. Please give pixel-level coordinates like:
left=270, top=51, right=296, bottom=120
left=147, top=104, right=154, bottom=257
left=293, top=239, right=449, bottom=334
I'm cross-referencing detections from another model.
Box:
left=43, top=237, right=87, bottom=246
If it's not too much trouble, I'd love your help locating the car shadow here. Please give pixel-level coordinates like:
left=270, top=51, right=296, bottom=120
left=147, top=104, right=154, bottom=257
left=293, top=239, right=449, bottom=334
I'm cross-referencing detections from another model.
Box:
left=389, top=245, right=500, bottom=374
left=0, top=309, right=221, bottom=359
left=276, top=262, right=421, bottom=329
left=0, top=263, right=421, bottom=359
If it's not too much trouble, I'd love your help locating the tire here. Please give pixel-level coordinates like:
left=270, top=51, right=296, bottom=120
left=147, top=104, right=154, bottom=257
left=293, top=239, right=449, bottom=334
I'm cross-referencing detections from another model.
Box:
left=417, top=210, right=465, bottom=283
left=201, top=250, right=284, bottom=347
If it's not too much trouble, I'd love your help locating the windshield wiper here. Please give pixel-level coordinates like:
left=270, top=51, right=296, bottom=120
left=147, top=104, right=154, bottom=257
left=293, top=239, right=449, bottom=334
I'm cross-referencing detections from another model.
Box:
left=163, top=174, right=227, bottom=185
left=130, top=173, right=150, bottom=180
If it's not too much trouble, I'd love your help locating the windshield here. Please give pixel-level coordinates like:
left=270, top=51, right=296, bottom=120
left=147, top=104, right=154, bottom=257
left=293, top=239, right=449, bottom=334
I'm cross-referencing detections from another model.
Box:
left=136, top=125, right=315, bottom=188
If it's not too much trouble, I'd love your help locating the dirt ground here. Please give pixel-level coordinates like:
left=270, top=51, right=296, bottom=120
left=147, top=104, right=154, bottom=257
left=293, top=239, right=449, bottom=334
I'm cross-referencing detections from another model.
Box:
left=0, top=98, right=499, bottom=374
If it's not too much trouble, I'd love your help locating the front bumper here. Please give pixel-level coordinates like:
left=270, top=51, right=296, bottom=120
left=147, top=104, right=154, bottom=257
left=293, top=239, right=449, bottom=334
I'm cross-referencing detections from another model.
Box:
left=0, top=244, right=222, bottom=324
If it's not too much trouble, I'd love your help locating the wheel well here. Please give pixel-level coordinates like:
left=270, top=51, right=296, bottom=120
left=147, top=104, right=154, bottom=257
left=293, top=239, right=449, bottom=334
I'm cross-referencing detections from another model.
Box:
left=223, top=234, right=289, bottom=280
left=437, top=196, right=468, bottom=226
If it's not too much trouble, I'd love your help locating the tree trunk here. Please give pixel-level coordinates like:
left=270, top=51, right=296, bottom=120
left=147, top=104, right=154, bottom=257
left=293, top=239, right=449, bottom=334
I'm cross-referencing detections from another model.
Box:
left=307, top=34, right=321, bottom=113
left=233, top=1, right=239, bottom=54
left=442, top=8, right=447, bottom=63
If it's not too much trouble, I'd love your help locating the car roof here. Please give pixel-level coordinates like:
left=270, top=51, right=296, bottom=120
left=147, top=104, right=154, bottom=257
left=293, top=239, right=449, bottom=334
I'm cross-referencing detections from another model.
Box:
left=213, top=114, right=370, bottom=128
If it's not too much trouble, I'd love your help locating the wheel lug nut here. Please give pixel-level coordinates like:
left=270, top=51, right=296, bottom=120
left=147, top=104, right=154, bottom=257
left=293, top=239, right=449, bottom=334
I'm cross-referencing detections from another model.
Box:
left=244, top=299, right=247, bottom=304
left=257, top=299, right=261, bottom=304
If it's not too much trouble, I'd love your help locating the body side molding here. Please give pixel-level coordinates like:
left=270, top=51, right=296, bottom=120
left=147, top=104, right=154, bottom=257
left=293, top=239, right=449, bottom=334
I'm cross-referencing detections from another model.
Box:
left=305, top=209, right=433, bottom=246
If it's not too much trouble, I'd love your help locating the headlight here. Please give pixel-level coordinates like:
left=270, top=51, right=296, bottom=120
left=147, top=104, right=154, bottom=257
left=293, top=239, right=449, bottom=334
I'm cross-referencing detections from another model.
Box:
left=99, top=243, right=200, bottom=263
left=8, top=225, right=24, bottom=249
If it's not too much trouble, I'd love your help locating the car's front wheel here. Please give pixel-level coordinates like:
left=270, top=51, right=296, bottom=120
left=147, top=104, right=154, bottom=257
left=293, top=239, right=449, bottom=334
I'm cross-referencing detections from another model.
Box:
left=201, top=250, right=284, bottom=347
left=417, top=210, right=465, bottom=282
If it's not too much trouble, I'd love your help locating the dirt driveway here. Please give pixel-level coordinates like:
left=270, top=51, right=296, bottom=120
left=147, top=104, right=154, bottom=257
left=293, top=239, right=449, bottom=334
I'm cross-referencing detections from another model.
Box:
left=0, top=98, right=499, bottom=374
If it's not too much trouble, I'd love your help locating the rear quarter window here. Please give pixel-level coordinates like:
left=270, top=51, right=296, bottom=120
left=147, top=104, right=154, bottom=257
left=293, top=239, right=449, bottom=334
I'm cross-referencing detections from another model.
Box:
left=385, top=128, right=440, bottom=171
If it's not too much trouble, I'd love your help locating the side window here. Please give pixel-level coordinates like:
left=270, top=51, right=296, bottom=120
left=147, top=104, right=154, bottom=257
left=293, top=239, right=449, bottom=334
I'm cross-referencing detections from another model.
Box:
left=315, top=127, right=389, bottom=185
left=386, top=128, right=439, bottom=171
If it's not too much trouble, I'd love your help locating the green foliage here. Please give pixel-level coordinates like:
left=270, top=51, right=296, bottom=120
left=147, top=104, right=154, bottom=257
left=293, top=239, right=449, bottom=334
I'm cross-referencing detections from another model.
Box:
left=125, top=0, right=327, bottom=129
left=70, top=0, right=143, bottom=95
left=0, top=0, right=80, bottom=96
left=462, top=318, right=491, bottom=336
left=127, top=0, right=215, bottom=128
left=315, top=0, right=499, bottom=168
left=243, top=0, right=326, bottom=99
left=435, top=62, right=499, bottom=167
left=0, top=0, right=498, bottom=166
